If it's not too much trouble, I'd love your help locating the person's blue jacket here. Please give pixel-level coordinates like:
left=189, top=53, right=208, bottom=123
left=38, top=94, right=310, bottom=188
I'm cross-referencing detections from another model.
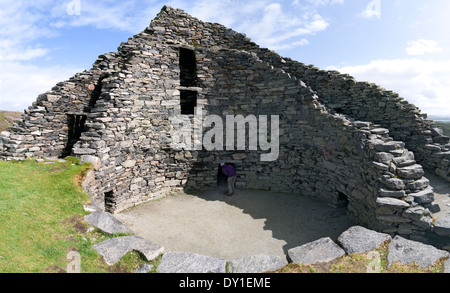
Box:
left=222, top=164, right=236, bottom=177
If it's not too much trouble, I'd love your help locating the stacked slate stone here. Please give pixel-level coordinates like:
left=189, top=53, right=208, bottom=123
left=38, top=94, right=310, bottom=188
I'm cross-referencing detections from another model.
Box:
left=0, top=6, right=449, bottom=249
left=250, top=50, right=450, bottom=182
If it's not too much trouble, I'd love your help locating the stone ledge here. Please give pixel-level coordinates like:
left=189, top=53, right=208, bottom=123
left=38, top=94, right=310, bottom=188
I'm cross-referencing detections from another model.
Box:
left=157, top=252, right=226, bottom=273
left=227, top=255, right=288, bottom=273
left=287, top=237, right=346, bottom=265
left=92, top=236, right=164, bottom=266
left=84, top=211, right=134, bottom=235
left=387, top=235, right=449, bottom=268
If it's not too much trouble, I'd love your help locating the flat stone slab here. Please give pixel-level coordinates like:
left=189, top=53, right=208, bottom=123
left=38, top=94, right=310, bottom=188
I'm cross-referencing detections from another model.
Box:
left=387, top=236, right=449, bottom=268
left=287, top=237, right=346, bottom=265
left=227, top=255, right=288, bottom=273
left=434, top=216, right=450, bottom=236
left=157, top=252, right=226, bottom=273
left=337, top=226, right=392, bottom=254
left=84, top=211, right=134, bottom=235
left=409, top=186, right=435, bottom=204
left=444, top=259, right=450, bottom=273
left=92, top=236, right=164, bottom=265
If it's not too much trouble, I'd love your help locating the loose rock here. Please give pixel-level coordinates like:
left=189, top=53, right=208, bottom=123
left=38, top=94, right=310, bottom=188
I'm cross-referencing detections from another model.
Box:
left=287, top=237, right=346, bottom=265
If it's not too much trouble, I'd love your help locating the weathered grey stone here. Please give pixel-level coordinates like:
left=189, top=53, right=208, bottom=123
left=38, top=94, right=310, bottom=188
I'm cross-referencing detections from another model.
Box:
left=92, top=236, right=164, bottom=265
left=376, top=197, right=410, bottom=209
left=72, top=148, right=96, bottom=155
left=84, top=211, right=134, bottom=235
left=406, top=177, right=430, bottom=191
left=287, top=237, right=346, bottom=265
left=81, top=169, right=95, bottom=190
left=134, top=264, right=154, bottom=273
left=396, top=164, right=425, bottom=180
left=80, top=155, right=102, bottom=170
left=387, top=236, right=449, bottom=268
left=337, top=226, right=392, bottom=254
left=409, top=186, right=434, bottom=204
left=157, top=252, right=226, bottom=273
left=227, top=255, right=287, bottom=273
left=434, top=216, right=450, bottom=237
left=381, top=178, right=405, bottom=191
left=403, top=207, right=425, bottom=221
left=122, top=160, right=137, bottom=168
left=378, top=189, right=406, bottom=198
left=444, top=258, right=450, bottom=273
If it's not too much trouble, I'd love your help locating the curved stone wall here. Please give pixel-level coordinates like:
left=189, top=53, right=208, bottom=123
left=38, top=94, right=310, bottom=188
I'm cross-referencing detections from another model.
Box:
left=0, top=6, right=448, bottom=250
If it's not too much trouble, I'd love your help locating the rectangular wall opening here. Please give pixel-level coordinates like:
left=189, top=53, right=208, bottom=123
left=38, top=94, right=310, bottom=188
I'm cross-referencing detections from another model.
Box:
left=104, top=190, right=116, bottom=214
left=180, top=90, right=198, bottom=115
left=62, top=114, right=87, bottom=158
left=179, top=48, right=197, bottom=87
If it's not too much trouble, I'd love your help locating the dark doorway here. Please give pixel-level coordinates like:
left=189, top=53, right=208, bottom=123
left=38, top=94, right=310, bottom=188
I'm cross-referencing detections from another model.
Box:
left=104, top=190, right=116, bottom=214
left=217, top=163, right=236, bottom=192
left=337, top=191, right=349, bottom=208
left=62, top=114, right=87, bottom=158
left=179, top=48, right=197, bottom=87
left=180, top=90, right=198, bottom=115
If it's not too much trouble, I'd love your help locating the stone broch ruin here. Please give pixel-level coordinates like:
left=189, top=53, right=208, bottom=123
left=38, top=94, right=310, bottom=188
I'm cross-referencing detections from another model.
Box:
left=1, top=6, right=450, bottom=250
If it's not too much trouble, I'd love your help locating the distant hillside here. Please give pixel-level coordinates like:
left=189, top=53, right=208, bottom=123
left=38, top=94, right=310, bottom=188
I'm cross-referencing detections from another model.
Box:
left=436, top=122, right=450, bottom=136
left=0, top=111, right=22, bottom=133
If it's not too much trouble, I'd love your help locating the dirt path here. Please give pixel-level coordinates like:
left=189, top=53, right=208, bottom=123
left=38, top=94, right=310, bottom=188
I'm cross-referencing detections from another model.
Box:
left=115, top=190, right=354, bottom=259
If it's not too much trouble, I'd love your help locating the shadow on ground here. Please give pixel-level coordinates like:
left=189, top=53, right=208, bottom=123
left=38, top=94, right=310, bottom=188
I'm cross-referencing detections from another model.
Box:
left=116, top=185, right=355, bottom=259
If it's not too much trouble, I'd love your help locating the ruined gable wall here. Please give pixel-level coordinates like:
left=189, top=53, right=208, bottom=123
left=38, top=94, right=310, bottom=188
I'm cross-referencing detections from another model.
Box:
left=252, top=50, right=450, bottom=182
left=0, top=51, right=122, bottom=160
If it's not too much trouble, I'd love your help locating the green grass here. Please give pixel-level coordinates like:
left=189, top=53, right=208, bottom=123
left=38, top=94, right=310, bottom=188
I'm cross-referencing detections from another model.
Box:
left=435, top=122, right=450, bottom=136
left=0, top=111, right=22, bottom=133
left=0, top=159, right=158, bottom=273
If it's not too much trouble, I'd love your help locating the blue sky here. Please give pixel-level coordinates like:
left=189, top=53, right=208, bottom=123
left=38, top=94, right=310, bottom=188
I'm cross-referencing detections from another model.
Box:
left=0, top=0, right=449, bottom=118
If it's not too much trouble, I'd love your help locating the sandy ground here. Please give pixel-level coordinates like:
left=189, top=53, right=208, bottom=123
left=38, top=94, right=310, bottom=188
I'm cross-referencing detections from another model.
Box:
left=115, top=189, right=354, bottom=259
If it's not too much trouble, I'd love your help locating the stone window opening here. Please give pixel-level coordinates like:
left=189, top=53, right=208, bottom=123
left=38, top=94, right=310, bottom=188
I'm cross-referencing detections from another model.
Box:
left=104, top=190, right=116, bottom=214
left=337, top=191, right=349, bottom=208
left=180, top=90, right=198, bottom=115
left=86, top=74, right=109, bottom=112
left=62, top=114, right=87, bottom=158
left=179, top=48, right=197, bottom=87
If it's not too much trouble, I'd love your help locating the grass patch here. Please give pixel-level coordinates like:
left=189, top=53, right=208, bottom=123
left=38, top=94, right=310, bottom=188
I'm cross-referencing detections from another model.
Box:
left=435, top=122, right=450, bottom=136
left=0, top=159, right=155, bottom=273
left=0, top=110, right=22, bottom=133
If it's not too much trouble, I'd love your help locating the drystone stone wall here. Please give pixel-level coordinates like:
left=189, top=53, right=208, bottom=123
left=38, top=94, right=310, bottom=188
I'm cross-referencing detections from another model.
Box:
left=0, top=6, right=449, bottom=250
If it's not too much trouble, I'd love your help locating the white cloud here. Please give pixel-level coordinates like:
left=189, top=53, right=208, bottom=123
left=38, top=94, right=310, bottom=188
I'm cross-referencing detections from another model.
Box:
left=186, top=1, right=331, bottom=51
left=301, top=0, right=344, bottom=7
left=0, top=61, right=82, bottom=111
left=406, top=39, right=443, bottom=56
left=358, top=0, right=381, bottom=19
left=328, top=58, right=450, bottom=117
